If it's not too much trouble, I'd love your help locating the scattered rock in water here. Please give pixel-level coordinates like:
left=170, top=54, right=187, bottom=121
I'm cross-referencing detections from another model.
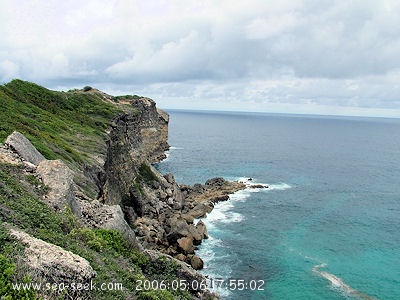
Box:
left=249, top=184, right=269, bottom=189
left=177, top=236, right=195, bottom=254
left=195, top=220, right=208, bottom=239
left=190, top=255, right=204, bottom=270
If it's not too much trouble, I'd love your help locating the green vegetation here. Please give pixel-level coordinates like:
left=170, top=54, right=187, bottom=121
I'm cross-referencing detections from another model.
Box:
left=0, top=80, right=196, bottom=299
left=0, top=162, right=193, bottom=299
left=113, top=94, right=142, bottom=101
left=138, top=163, right=159, bottom=184
left=0, top=225, right=37, bottom=300
left=0, top=79, right=122, bottom=164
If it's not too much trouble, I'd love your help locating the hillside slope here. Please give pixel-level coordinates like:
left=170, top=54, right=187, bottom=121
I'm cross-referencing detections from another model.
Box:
left=0, top=80, right=204, bottom=299
left=0, top=80, right=246, bottom=299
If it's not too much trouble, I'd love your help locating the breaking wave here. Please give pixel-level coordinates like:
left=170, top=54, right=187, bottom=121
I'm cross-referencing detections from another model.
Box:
left=313, top=264, right=376, bottom=300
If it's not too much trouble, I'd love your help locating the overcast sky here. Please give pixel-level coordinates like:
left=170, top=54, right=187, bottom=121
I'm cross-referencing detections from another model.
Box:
left=1, top=0, right=400, bottom=117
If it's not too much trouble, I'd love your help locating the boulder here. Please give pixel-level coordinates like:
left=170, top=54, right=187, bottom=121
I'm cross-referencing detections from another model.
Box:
left=0, top=145, right=21, bottom=165
left=205, top=177, right=226, bottom=187
left=175, top=253, right=186, bottom=262
left=190, top=255, right=204, bottom=270
left=78, top=199, right=142, bottom=251
left=181, top=213, right=194, bottom=224
left=195, top=220, right=208, bottom=239
left=10, top=228, right=96, bottom=283
left=177, top=237, right=194, bottom=254
left=211, top=195, right=229, bottom=203
left=172, top=187, right=184, bottom=210
left=168, top=218, right=191, bottom=242
left=5, top=131, right=45, bottom=166
left=143, top=249, right=208, bottom=293
left=36, top=159, right=81, bottom=216
left=164, top=173, right=175, bottom=184
left=102, top=204, right=142, bottom=250
left=189, top=203, right=210, bottom=218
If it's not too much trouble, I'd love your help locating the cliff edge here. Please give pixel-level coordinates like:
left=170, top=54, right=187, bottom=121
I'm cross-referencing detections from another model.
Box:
left=0, top=80, right=246, bottom=299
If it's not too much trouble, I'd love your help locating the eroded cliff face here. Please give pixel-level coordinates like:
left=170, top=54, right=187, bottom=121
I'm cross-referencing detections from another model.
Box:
left=95, top=96, right=247, bottom=270
left=102, top=97, right=169, bottom=206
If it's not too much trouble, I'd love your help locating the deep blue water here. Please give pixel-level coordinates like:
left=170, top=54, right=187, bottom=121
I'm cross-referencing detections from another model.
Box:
left=155, top=110, right=400, bottom=300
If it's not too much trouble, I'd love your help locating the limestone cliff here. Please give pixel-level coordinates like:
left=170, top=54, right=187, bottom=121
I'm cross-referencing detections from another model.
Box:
left=102, top=97, right=169, bottom=206
left=0, top=80, right=252, bottom=299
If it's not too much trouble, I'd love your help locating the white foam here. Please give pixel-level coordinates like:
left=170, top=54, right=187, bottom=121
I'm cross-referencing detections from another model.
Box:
left=196, top=235, right=233, bottom=299
left=229, top=189, right=252, bottom=201
left=203, top=199, right=245, bottom=225
left=200, top=179, right=292, bottom=227
left=161, top=146, right=184, bottom=162
left=268, top=182, right=292, bottom=190
left=235, top=177, right=292, bottom=192
left=313, top=264, right=376, bottom=300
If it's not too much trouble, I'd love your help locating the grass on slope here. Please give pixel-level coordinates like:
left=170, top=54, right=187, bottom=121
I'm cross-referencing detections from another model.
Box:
left=0, top=162, right=193, bottom=300
left=0, top=79, right=124, bottom=164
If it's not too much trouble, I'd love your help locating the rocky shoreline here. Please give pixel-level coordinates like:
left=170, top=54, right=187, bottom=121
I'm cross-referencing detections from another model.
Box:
left=0, top=84, right=270, bottom=299
left=133, top=173, right=247, bottom=269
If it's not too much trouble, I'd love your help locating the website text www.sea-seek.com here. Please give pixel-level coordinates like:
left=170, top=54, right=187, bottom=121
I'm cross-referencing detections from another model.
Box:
left=12, top=280, right=123, bottom=292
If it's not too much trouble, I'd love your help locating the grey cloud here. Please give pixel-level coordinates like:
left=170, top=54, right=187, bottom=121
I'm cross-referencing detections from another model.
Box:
left=1, top=0, right=400, bottom=116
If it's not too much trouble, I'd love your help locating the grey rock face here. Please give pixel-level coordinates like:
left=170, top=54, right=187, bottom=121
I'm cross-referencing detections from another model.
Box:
left=5, top=131, right=45, bottom=165
left=36, top=159, right=81, bottom=216
left=103, top=98, right=169, bottom=205
left=78, top=199, right=142, bottom=251
left=10, top=229, right=96, bottom=283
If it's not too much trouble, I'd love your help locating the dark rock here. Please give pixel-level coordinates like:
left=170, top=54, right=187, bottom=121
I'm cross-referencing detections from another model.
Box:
left=124, top=206, right=138, bottom=224
left=167, top=219, right=191, bottom=243
left=192, top=183, right=204, bottom=193
left=190, top=255, right=204, bottom=270
left=211, top=195, right=230, bottom=203
left=249, top=184, right=269, bottom=189
left=164, top=173, right=175, bottom=184
left=128, top=185, right=145, bottom=216
left=205, top=177, right=226, bottom=186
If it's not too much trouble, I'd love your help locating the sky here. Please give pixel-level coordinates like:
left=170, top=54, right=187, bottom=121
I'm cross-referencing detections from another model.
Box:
left=1, top=0, right=400, bottom=117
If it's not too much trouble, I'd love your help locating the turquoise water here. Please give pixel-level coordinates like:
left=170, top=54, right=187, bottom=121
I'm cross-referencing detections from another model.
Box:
left=155, top=110, right=400, bottom=300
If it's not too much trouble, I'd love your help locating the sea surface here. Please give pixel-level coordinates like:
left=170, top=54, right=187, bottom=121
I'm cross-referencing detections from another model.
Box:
left=155, top=110, right=400, bottom=300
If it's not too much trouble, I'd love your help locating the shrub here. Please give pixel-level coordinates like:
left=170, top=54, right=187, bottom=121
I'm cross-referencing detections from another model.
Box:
left=69, top=228, right=106, bottom=252
left=138, top=163, right=158, bottom=184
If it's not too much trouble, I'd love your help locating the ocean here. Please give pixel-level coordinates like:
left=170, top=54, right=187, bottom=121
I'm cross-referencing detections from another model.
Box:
left=155, top=110, right=400, bottom=300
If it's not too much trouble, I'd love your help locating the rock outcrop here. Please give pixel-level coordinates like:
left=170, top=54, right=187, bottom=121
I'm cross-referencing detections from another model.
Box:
left=10, top=228, right=96, bottom=283
left=5, top=131, right=46, bottom=166
left=102, top=97, right=169, bottom=206
left=36, top=159, right=81, bottom=216
left=1, top=92, right=246, bottom=298
left=132, top=174, right=245, bottom=269
left=78, top=199, right=142, bottom=250
left=2, top=131, right=142, bottom=251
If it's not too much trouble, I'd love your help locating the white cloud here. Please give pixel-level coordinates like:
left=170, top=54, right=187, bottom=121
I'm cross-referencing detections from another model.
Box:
left=0, top=59, right=20, bottom=81
left=1, top=0, right=400, bottom=117
left=245, top=13, right=300, bottom=40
